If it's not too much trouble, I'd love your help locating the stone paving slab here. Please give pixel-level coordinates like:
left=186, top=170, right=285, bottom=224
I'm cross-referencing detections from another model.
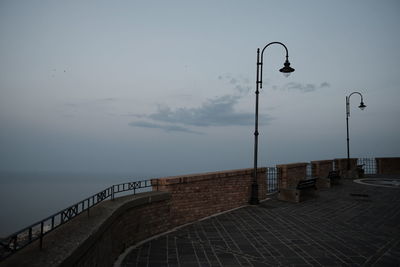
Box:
left=119, top=179, right=400, bottom=266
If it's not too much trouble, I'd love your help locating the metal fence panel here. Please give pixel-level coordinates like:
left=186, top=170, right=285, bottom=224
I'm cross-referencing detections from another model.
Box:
left=357, top=158, right=376, bottom=174
left=266, top=167, right=278, bottom=193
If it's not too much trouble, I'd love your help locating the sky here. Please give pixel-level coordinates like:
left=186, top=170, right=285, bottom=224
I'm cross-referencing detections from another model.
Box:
left=0, top=0, right=399, bottom=177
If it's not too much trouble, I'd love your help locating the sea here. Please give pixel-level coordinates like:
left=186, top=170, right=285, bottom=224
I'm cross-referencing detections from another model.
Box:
left=0, top=171, right=160, bottom=238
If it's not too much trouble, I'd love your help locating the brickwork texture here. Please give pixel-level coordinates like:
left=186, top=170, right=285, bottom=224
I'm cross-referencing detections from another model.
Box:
left=152, top=168, right=267, bottom=227
left=276, top=163, right=307, bottom=189
left=376, top=157, right=400, bottom=174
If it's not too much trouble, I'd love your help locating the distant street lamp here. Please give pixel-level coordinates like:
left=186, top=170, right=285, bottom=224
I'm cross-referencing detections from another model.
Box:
left=251, top=42, right=295, bottom=205
left=346, top=92, right=367, bottom=170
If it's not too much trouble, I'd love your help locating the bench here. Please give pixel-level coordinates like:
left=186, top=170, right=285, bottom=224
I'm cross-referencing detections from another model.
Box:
left=327, top=170, right=341, bottom=185
left=316, top=170, right=341, bottom=188
left=278, top=178, right=318, bottom=203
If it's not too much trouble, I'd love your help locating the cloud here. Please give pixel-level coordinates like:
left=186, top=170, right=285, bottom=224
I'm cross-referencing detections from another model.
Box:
left=320, top=82, right=330, bottom=88
left=129, top=74, right=271, bottom=134
left=218, top=74, right=251, bottom=95
left=154, top=96, right=235, bottom=126
left=129, top=94, right=272, bottom=134
left=129, top=121, right=202, bottom=134
left=151, top=95, right=271, bottom=127
left=273, top=82, right=331, bottom=93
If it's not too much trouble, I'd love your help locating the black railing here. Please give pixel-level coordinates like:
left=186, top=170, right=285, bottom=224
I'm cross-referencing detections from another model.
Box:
left=0, top=179, right=154, bottom=261
left=266, top=167, right=278, bottom=193
left=306, top=163, right=313, bottom=179
left=358, top=158, right=377, bottom=174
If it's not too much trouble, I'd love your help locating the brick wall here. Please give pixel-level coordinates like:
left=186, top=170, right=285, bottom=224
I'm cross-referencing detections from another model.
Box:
left=276, top=163, right=307, bottom=189
left=334, top=158, right=357, bottom=172
left=0, top=192, right=172, bottom=267
left=376, top=157, right=400, bottom=174
left=311, top=160, right=333, bottom=178
left=152, top=168, right=266, bottom=226
left=70, top=193, right=171, bottom=267
left=1, top=168, right=266, bottom=267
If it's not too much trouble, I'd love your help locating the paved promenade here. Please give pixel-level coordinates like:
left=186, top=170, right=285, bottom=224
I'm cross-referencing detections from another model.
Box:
left=119, top=178, right=400, bottom=267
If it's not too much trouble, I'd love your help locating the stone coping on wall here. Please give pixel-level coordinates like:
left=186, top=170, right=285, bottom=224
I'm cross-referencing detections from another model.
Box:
left=152, top=168, right=266, bottom=185
left=276, top=162, right=308, bottom=168
left=334, top=158, right=358, bottom=165
left=311, top=159, right=333, bottom=164
left=0, top=191, right=170, bottom=267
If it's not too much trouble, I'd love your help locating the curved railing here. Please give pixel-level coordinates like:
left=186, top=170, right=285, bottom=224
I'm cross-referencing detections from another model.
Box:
left=0, top=179, right=155, bottom=261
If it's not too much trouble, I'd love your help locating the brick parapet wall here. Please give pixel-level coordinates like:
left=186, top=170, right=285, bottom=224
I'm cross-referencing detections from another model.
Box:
left=311, top=160, right=333, bottom=178
left=0, top=192, right=172, bottom=267
left=376, top=157, right=400, bottom=174
left=334, top=158, right=357, bottom=172
left=1, top=168, right=267, bottom=267
left=7, top=158, right=400, bottom=267
left=152, top=168, right=266, bottom=226
left=70, top=193, right=171, bottom=267
left=276, top=163, right=308, bottom=189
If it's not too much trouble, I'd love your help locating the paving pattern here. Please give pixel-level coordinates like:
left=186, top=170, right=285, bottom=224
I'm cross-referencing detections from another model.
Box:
left=120, top=179, right=400, bottom=267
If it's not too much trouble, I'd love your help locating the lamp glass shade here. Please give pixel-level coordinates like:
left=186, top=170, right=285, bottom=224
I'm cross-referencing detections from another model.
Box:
left=279, top=60, right=295, bottom=77
left=359, top=102, right=366, bottom=110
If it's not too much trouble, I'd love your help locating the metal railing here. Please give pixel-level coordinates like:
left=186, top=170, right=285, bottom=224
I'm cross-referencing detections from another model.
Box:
left=357, top=158, right=376, bottom=174
left=306, top=163, right=313, bottom=179
left=265, top=157, right=378, bottom=194
left=266, top=167, right=278, bottom=193
left=0, top=179, right=154, bottom=261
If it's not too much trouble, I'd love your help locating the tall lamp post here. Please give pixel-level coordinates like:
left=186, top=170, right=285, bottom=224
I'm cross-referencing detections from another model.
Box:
left=346, top=92, right=366, bottom=170
left=250, top=42, right=295, bottom=205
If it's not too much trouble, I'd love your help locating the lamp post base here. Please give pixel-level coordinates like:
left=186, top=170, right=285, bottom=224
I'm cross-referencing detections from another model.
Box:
left=249, top=182, right=259, bottom=205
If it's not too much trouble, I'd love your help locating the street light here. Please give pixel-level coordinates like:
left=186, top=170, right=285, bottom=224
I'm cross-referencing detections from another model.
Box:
left=346, top=91, right=366, bottom=170
left=250, top=42, right=295, bottom=205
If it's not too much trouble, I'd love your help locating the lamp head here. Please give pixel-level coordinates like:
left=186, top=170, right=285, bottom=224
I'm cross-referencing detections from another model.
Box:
left=279, top=59, right=295, bottom=77
left=359, top=101, right=366, bottom=110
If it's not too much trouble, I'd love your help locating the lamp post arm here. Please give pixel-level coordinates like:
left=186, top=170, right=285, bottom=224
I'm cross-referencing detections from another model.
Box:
left=259, top=42, right=290, bottom=89
left=347, top=91, right=365, bottom=117
left=348, top=91, right=364, bottom=102
left=261, top=42, right=289, bottom=57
